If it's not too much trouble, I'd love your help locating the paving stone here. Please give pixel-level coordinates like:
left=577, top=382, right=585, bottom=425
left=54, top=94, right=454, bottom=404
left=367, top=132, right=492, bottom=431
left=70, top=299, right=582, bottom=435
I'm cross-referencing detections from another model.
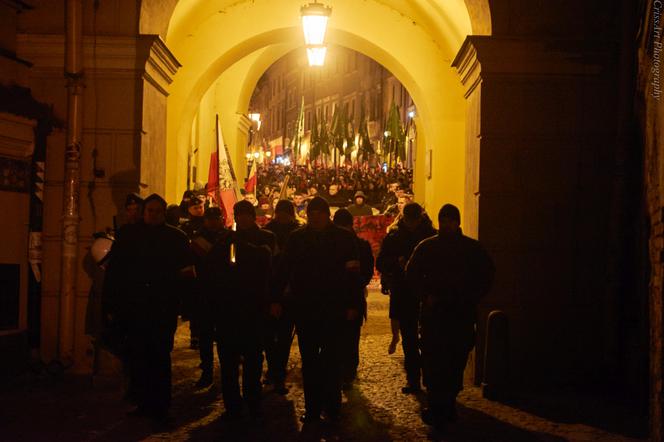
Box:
left=0, top=290, right=647, bottom=441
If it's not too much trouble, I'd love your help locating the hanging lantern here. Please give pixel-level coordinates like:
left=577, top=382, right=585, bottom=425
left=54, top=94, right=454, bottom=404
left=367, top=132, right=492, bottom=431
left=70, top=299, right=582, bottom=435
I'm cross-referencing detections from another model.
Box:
left=300, top=1, right=332, bottom=45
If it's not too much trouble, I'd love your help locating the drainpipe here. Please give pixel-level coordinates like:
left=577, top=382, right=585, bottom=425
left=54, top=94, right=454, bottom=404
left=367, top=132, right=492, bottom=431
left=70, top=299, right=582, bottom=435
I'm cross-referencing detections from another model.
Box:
left=58, top=0, right=83, bottom=367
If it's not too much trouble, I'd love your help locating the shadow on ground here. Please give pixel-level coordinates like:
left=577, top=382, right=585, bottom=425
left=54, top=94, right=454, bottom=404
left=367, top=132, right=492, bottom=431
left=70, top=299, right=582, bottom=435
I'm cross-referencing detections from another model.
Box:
left=490, top=389, right=648, bottom=440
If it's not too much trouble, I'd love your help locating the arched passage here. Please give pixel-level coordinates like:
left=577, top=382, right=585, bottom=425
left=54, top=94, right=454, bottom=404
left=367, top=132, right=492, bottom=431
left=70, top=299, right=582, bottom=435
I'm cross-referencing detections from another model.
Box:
left=136, top=0, right=488, bottom=226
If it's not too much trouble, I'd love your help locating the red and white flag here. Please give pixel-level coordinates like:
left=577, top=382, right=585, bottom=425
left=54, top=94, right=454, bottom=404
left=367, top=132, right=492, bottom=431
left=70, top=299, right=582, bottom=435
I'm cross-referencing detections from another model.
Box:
left=208, top=115, right=239, bottom=227
left=244, top=160, right=257, bottom=193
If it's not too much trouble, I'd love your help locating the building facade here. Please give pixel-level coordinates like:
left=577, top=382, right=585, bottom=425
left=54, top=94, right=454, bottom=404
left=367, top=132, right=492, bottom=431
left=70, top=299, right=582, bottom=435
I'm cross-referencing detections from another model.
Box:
left=249, top=46, right=415, bottom=165
left=1, top=0, right=662, bottom=438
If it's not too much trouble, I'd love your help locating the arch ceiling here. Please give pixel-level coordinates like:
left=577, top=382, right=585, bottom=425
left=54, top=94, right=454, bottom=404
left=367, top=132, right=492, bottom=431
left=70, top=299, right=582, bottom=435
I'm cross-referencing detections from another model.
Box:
left=140, top=0, right=485, bottom=218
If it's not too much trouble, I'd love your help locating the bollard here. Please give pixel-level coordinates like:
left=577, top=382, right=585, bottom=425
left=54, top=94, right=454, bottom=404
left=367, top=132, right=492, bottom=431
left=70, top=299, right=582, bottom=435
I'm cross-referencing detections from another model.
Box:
left=482, top=310, right=509, bottom=400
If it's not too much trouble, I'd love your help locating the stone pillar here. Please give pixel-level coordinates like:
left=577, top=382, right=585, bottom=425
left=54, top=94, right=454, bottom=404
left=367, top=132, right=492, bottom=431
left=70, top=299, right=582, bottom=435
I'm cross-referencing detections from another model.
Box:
left=453, top=36, right=620, bottom=386
left=235, top=114, right=253, bottom=185
left=137, top=35, right=181, bottom=197
left=16, top=33, right=179, bottom=373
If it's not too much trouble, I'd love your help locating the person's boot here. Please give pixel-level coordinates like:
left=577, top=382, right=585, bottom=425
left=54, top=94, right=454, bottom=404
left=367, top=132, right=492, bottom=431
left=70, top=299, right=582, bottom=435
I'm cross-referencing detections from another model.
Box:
left=195, top=369, right=213, bottom=388
left=401, top=383, right=422, bottom=394
left=274, top=380, right=289, bottom=395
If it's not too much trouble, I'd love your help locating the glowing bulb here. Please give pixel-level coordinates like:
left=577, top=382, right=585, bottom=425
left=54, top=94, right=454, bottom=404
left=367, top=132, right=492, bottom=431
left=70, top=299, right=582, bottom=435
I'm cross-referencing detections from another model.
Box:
left=306, top=46, right=327, bottom=66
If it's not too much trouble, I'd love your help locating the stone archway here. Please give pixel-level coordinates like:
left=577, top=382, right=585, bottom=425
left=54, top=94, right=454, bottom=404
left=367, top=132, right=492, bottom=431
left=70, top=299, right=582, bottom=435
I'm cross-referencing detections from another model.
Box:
left=150, top=0, right=483, bottom=228
left=135, top=0, right=492, bottom=384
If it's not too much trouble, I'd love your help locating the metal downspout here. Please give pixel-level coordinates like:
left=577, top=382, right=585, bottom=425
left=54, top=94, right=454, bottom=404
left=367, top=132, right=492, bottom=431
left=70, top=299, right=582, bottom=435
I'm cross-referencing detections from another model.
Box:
left=58, top=0, right=83, bottom=367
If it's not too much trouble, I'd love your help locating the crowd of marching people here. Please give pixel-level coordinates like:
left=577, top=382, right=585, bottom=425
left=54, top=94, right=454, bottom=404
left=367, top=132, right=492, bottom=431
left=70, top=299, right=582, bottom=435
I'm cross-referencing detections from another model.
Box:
left=90, top=173, right=494, bottom=435
left=246, top=163, right=414, bottom=220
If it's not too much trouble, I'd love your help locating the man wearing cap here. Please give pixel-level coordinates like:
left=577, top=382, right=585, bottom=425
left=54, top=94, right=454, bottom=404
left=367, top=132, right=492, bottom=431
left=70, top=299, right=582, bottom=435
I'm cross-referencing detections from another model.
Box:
left=190, top=207, right=230, bottom=388
left=346, top=191, right=374, bottom=217
left=181, top=195, right=206, bottom=237
left=263, top=200, right=303, bottom=394
left=273, top=196, right=362, bottom=423
left=180, top=195, right=206, bottom=350
left=406, top=203, right=494, bottom=433
left=377, top=202, right=437, bottom=395
left=104, top=193, right=194, bottom=423
left=123, top=193, right=144, bottom=226
left=332, top=208, right=375, bottom=389
left=207, top=200, right=276, bottom=420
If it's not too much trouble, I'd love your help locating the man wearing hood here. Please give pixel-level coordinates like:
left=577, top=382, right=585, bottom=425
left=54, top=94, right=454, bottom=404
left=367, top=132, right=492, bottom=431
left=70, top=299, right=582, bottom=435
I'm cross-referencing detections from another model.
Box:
left=347, top=191, right=374, bottom=217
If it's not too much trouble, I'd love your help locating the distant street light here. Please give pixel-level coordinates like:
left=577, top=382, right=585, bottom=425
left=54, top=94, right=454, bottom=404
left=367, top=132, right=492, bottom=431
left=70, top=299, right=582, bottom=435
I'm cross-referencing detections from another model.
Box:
left=253, top=151, right=260, bottom=159
left=249, top=113, right=262, bottom=130
left=408, top=110, right=416, bottom=119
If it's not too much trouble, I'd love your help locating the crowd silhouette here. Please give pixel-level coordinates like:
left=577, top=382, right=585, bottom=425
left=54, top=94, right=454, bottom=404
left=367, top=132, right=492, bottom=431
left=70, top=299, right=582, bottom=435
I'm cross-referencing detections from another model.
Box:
left=90, top=169, right=493, bottom=436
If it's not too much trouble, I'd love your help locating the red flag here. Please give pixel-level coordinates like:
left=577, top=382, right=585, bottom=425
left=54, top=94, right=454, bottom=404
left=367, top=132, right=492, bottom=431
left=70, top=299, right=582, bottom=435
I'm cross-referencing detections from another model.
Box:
left=207, top=143, right=220, bottom=206
left=244, top=160, right=257, bottom=193
left=208, top=115, right=239, bottom=226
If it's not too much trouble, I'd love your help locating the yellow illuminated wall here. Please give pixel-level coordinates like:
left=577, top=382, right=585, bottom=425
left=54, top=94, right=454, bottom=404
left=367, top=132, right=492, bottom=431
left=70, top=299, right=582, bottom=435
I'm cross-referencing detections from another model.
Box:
left=138, top=0, right=484, bottom=227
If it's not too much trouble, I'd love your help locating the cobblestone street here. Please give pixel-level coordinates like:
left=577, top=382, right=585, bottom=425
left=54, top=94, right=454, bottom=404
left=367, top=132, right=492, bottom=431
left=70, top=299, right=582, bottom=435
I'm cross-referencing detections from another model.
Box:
left=1, top=290, right=648, bottom=441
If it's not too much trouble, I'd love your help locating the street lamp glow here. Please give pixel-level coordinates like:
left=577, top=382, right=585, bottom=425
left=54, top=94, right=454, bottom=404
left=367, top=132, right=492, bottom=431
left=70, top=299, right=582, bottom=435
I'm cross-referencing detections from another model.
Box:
left=253, top=151, right=260, bottom=159
left=384, top=130, right=391, bottom=137
left=300, top=2, right=331, bottom=45
left=249, top=112, right=262, bottom=130
left=408, top=110, right=416, bottom=119
left=306, top=46, right=327, bottom=66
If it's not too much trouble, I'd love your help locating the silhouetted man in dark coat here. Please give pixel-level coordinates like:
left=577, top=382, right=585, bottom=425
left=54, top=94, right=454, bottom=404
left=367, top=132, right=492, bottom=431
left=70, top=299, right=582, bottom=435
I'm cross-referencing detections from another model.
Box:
left=272, top=197, right=362, bottom=423
left=104, top=193, right=194, bottom=422
left=262, top=200, right=303, bottom=394
left=406, top=203, right=494, bottom=432
left=190, top=207, right=230, bottom=387
left=180, top=195, right=206, bottom=350
left=376, top=202, right=436, bottom=393
left=207, top=200, right=276, bottom=420
left=332, top=208, right=375, bottom=388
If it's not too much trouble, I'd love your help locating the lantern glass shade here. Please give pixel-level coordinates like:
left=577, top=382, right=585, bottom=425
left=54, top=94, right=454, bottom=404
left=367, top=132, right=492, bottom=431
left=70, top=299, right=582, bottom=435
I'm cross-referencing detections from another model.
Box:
left=301, top=15, right=328, bottom=45
left=306, top=46, right=327, bottom=66
left=300, top=2, right=331, bottom=45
